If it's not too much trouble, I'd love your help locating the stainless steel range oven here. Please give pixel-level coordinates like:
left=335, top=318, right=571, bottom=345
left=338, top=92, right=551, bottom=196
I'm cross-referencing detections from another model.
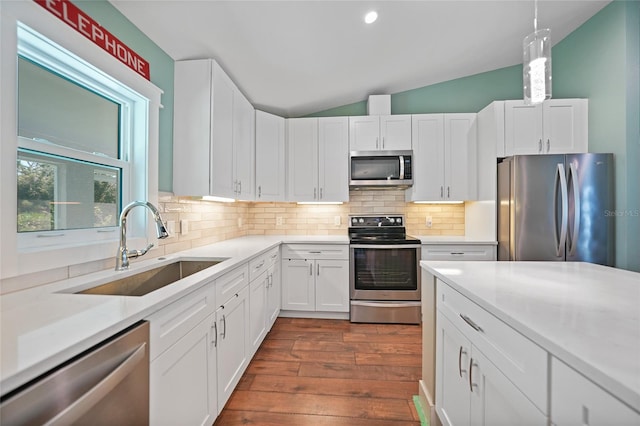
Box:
left=349, top=215, right=421, bottom=324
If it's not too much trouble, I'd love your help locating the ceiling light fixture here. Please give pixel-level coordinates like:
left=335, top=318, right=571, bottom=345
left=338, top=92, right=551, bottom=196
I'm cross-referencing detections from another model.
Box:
left=523, top=0, right=551, bottom=105
left=364, top=11, right=378, bottom=24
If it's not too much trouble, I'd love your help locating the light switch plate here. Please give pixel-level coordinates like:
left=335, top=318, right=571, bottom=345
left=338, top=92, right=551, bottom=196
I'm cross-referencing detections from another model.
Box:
left=426, top=216, right=433, bottom=228
left=334, top=215, right=341, bottom=226
left=180, top=219, right=189, bottom=235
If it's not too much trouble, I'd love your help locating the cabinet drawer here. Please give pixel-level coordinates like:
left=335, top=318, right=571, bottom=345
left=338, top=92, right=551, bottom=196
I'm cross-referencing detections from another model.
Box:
left=282, top=244, right=348, bottom=260
left=147, top=282, right=216, bottom=361
left=437, top=279, right=548, bottom=413
left=422, top=244, right=496, bottom=261
left=249, top=247, right=279, bottom=282
left=215, top=263, right=249, bottom=305
left=551, top=358, right=640, bottom=425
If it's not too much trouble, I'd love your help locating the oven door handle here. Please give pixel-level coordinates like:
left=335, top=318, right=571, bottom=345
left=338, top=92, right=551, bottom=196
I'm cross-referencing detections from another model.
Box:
left=350, top=244, right=422, bottom=249
left=350, top=301, right=422, bottom=308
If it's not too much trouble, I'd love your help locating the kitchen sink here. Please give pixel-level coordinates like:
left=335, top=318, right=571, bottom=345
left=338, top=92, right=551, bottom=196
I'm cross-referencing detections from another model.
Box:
left=75, top=259, right=226, bottom=297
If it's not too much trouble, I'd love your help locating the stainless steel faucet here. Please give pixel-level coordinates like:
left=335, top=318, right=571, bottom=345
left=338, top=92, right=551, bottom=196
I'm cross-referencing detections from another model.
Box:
left=115, top=201, right=169, bottom=271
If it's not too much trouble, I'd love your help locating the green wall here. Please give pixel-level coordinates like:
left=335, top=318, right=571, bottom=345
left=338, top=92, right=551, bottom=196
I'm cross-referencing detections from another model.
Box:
left=552, top=0, right=639, bottom=271
left=73, top=1, right=175, bottom=193
left=308, top=65, right=523, bottom=117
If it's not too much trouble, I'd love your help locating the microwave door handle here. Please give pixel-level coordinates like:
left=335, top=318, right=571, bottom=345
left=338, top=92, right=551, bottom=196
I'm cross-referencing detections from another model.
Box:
left=399, top=155, right=405, bottom=179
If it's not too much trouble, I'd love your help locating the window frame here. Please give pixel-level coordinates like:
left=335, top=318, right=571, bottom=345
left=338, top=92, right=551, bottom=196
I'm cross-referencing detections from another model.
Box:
left=0, top=2, right=162, bottom=280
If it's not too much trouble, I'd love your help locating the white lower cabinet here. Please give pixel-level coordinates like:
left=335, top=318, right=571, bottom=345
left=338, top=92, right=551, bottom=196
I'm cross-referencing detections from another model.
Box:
left=215, top=283, right=250, bottom=411
left=281, top=244, right=349, bottom=314
left=551, top=358, right=640, bottom=425
left=248, top=270, right=267, bottom=357
left=436, top=313, right=546, bottom=426
left=265, top=251, right=281, bottom=329
left=147, top=282, right=218, bottom=426
left=436, top=279, right=548, bottom=426
left=150, top=314, right=217, bottom=426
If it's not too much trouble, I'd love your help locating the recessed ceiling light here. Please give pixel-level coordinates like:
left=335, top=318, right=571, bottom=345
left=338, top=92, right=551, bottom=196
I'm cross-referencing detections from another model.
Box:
left=364, top=11, right=378, bottom=24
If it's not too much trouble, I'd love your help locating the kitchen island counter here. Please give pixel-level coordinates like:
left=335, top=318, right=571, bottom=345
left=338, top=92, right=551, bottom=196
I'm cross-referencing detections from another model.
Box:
left=421, top=260, right=640, bottom=413
left=0, top=235, right=347, bottom=395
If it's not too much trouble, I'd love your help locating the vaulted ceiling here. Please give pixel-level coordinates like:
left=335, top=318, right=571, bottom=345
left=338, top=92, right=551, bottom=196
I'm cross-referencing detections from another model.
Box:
left=111, top=0, right=610, bottom=117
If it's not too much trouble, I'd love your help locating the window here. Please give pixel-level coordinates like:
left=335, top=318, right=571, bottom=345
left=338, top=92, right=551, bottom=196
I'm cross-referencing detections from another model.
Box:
left=15, top=23, right=140, bottom=250
left=0, top=7, right=161, bottom=280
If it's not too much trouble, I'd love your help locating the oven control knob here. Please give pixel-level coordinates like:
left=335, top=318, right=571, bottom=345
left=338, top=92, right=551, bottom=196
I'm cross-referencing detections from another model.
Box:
left=389, top=218, right=395, bottom=223
left=351, top=218, right=358, bottom=224
left=358, top=218, right=364, bottom=223
left=396, top=217, right=402, bottom=224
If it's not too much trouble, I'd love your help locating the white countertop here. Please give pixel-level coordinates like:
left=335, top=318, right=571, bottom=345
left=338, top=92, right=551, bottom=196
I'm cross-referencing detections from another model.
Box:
left=421, top=260, right=640, bottom=411
left=0, top=235, right=348, bottom=395
left=418, top=236, right=497, bottom=245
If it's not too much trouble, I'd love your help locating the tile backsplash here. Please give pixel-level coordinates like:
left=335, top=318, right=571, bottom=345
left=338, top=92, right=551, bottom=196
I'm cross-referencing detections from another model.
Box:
left=1, top=190, right=464, bottom=293
left=158, top=189, right=464, bottom=253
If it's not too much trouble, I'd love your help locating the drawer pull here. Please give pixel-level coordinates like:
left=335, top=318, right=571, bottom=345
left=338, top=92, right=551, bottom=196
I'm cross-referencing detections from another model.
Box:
left=450, top=252, right=465, bottom=255
left=458, top=346, right=468, bottom=378
left=460, top=314, right=484, bottom=333
left=255, top=260, right=265, bottom=269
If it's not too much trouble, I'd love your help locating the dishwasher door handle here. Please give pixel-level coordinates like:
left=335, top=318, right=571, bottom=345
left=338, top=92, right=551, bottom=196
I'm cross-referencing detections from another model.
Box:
left=46, top=343, right=147, bottom=426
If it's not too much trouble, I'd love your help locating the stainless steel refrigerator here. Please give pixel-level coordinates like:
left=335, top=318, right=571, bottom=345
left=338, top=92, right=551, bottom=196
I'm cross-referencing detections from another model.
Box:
left=497, top=153, right=614, bottom=266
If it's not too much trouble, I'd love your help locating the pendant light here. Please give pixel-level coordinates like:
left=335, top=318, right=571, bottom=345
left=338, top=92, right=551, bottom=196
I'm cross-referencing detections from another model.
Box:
left=523, top=0, right=551, bottom=105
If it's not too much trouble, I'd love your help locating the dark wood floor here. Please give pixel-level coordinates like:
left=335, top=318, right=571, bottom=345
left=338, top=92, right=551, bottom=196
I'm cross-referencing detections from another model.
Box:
left=214, top=317, right=423, bottom=425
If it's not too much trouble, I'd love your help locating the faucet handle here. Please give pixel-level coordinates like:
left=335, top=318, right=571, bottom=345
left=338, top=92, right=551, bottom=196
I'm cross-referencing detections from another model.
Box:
left=127, top=243, right=154, bottom=259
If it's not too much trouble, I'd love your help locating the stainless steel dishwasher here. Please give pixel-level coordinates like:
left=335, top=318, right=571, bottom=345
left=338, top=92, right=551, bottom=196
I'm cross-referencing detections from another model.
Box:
left=1, top=321, right=149, bottom=426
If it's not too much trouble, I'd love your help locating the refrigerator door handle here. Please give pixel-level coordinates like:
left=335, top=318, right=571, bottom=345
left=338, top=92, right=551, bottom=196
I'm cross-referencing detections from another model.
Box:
left=567, top=163, right=581, bottom=256
left=554, top=163, right=569, bottom=257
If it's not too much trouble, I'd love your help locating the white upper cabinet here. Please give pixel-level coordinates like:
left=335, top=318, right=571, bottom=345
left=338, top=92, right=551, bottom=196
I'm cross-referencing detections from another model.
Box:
left=173, top=59, right=255, bottom=199
left=349, top=115, right=412, bottom=151
left=287, top=117, right=348, bottom=202
left=407, top=113, right=477, bottom=202
left=255, top=110, right=285, bottom=201
left=504, top=99, right=588, bottom=156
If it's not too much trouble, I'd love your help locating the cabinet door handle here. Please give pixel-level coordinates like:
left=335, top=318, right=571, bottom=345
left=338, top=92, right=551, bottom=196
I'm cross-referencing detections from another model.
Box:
left=314, top=188, right=317, bottom=200
left=547, top=139, right=550, bottom=152
left=460, top=314, right=484, bottom=333
left=376, top=136, right=379, bottom=149
left=458, top=346, right=468, bottom=378
left=382, top=136, right=385, bottom=149
left=440, top=186, right=444, bottom=198
left=447, top=186, right=450, bottom=198
left=258, top=185, right=261, bottom=198
left=320, top=187, right=323, bottom=199
left=239, top=181, right=242, bottom=194
left=221, top=314, right=227, bottom=339
left=469, top=358, right=478, bottom=392
left=317, top=263, right=320, bottom=276
left=538, top=139, right=543, bottom=153
left=309, top=263, right=313, bottom=275
left=212, top=322, right=217, bottom=347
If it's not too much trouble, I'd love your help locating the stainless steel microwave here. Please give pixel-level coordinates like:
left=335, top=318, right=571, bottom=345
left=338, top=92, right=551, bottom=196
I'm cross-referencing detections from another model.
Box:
left=349, top=150, right=413, bottom=189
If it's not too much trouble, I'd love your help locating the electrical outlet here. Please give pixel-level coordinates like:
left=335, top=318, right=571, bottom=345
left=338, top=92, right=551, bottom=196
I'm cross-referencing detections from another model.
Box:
left=238, top=217, right=243, bottom=227
left=166, top=220, right=176, bottom=236
left=426, top=216, right=433, bottom=229
left=334, top=215, right=341, bottom=226
left=276, top=216, right=283, bottom=226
